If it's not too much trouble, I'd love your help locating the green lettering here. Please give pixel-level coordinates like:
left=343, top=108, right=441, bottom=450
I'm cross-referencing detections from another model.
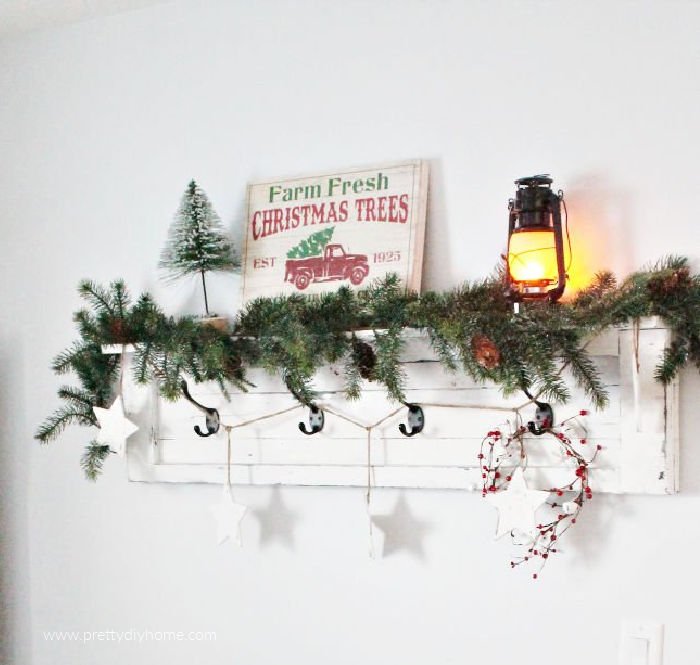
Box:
left=305, top=184, right=321, bottom=199
left=328, top=177, right=343, bottom=197
left=269, top=185, right=282, bottom=203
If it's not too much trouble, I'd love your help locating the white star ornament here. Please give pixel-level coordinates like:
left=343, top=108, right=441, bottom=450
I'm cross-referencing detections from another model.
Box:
left=93, top=395, right=138, bottom=456
left=484, top=467, right=549, bottom=539
left=209, top=485, right=248, bottom=547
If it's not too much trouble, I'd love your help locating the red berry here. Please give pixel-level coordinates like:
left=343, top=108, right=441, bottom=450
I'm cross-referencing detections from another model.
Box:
left=556, top=491, right=563, bottom=496
left=597, top=444, right=603, bottom=450
left=533, top=574, right=538, bottom=580
left=580, top=438, right=587, bottom=444
left=495, top=472, right=501, bottom=479
left=542, top=553, right=548, bottom=559
left=571, top=518, right=577, bottom=524
left=551, top=535, right=557, bottom=541
left=506, top=475, right=512, bottom=481
left=579, top=410, right=588, bottom=416
left=477, top=454, right=484, bottom=459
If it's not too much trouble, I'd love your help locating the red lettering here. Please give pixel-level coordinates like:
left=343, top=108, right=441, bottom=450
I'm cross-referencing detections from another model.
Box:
left=338, top=200, right=348, bottom=221
left=388, top=195, right=399, bottom=222
left=272, top=209, right=284, bottom=235
left=355, top=197, right=377, bottom=221
left=327, top=202, right=338, bottom=223
left=310, top=203, right=325, bottom=225
left=377, top=196, right=387, bottom=221
left=398, top=194, right=409, bottom=223
left=252, top=212, right=262, bottom=240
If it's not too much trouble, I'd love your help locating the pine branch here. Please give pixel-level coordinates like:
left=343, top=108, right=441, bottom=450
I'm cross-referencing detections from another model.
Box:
left=372, top=328, right=406, bottom=403
left=654, top=340, right=688, bottom=384
left=343, top=353, right=363, bottom=401
left=51, top=342, right=86, bottom=375
left=283, top=369, right=316, bottom=406
left=562, top=347, right=608, bottom=410
left=39, top=255, right=700, bottom=479
left=57, top=385, right=96, bottom=408
left=78, top=279, right=116, bottom=315
left=80, top=441, right=111, bottom=481
left=35, top=404, right=96, bottom=443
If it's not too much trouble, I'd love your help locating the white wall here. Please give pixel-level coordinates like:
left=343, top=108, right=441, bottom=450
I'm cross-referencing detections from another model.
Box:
left=1, top=1, right=699, bottom=663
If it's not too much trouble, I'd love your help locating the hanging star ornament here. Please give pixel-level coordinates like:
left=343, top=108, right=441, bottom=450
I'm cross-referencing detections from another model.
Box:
left=93, top=395, right=138, bottom=456
left=484, top=467, right=549, bottom=539
left=209, top=485, right=247, bottom=547
left=370, top=493, right=431, bottom=559
left=252, top=485, right=297, bottom=549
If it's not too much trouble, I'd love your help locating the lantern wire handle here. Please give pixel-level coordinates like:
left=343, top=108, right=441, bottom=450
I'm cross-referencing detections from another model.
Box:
left=559, top=191, right=573, bottom=273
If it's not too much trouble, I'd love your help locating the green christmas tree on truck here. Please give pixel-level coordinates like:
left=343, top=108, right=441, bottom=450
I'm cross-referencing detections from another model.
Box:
left=159, top=180, right=239, bottom=317
left=286, top=227, right=335, bottom=259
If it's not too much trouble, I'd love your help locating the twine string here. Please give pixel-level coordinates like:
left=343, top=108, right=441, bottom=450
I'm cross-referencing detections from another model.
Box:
left=226, top=404, right=303, bottom=430
left=226, top=426, right=232, bottom=488
left=118, top=344, right=127, bottom=398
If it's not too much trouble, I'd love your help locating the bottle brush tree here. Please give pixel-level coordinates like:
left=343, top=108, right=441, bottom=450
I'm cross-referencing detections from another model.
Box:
left=159, top=179, right=239, bottom=316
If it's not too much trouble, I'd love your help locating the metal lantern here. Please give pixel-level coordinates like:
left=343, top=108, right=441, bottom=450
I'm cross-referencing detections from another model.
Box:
left=506, top=175, right=566, bottom=302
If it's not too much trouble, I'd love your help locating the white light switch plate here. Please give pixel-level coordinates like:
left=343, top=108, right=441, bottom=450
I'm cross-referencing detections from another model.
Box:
left=619, top=621, right=664, bottom=665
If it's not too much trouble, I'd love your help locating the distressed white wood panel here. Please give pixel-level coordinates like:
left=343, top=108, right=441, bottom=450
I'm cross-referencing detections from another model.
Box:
left=121, top=319, right=679, bottom=494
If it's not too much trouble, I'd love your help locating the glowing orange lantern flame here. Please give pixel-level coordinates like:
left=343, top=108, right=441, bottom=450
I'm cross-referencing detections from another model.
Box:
left=507, top=229, right=559, bottom=283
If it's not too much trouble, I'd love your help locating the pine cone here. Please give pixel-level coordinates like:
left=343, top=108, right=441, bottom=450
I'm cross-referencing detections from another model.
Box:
left=108, top=318, right=131, bottom=343
left=352, top=339, right=376, bottom=380
left=471, top=335, right=500, bottom=369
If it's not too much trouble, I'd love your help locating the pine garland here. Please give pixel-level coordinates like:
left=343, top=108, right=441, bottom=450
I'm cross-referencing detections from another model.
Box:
left=36, top=256, right=700, bottom=478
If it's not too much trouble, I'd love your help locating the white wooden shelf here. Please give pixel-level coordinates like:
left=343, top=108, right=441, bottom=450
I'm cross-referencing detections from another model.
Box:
left=117, top=318, right=679, bottom=494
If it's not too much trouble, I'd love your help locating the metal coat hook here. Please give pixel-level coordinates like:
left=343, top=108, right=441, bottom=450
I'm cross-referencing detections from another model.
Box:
left=527, top=400, right=553, bottom=436
left=520, top=383, right=553, bottom=436
left=298, top=405, right=324, bottom=435
left=180, top=380, right=220, bottom=438
left=398, top=403, right=425, bottom=437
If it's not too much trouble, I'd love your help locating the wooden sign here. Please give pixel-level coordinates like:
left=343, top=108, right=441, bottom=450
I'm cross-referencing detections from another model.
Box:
left=241, top=160, right=429, bottom=302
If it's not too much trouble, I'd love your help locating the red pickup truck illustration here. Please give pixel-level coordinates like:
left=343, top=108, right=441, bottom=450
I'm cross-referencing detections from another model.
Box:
left=284, top=243, right=370, bottom=291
